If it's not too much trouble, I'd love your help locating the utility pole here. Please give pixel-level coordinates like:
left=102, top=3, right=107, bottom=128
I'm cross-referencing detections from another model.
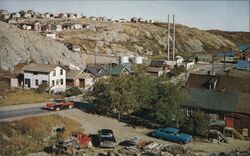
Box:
left=167, top=14, right=170, bottom=60
left=173, top=14, right=175, bottom=61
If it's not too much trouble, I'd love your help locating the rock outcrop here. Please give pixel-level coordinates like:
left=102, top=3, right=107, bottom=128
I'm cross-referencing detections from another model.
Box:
left=0, top=21, right=86, bottom=70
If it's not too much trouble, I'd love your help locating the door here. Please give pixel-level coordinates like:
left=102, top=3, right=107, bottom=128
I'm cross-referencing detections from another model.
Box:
left=25, top=78, right=31, bottom=88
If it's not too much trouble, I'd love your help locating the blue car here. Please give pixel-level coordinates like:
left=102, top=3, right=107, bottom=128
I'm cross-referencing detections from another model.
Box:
left=153, top=127, right=192, bottom=144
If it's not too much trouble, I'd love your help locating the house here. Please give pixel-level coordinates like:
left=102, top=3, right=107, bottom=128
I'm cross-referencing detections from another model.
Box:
left=22, top=63, right=66, bottom=93
left=46, top=32, right=56, bottom=39
left=85, top=66, right=107, bottom=78
left=34, top=22, right=41, bottom=32
left=238, top=48, right=250, bottom=60
left=74, top=24, right=82, bottom=29
left=236, top=60, right=250, bottom=71
left=216, top=51, right=237, bottom=63
left=62, top=23, right=74, bottom=30
left=183, top=87, right=250, bottom=135
left=20, top=24, right=32, bottom=30
left=147, top=67, right=164, bottom=77
left=59, top=13, right=68, bottom=18
left=10, top=12, right=21, bottom=19
left=0, top=76, right=19, bottom=88
left=41, top=24, right=51, bottom=32
left=102, top=65, right=131, bottom=76
left=182, top=60, right=195, bottom=70
left=66, top=70, right=95, bottom=89
left=51, top=24, right=62, bottom=32
left=195, top=53, right=213, bottom=62
left=176, top=55, right=184, bottom=64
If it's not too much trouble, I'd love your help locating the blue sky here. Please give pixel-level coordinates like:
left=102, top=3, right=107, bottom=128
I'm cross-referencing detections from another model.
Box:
left=0, top=0, right=249, bottom=32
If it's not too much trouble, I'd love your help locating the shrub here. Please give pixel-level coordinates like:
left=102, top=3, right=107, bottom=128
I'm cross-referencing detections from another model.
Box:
left=36, top=83, right=49, bottom=93
left=66, top=87, right=82, bottom=97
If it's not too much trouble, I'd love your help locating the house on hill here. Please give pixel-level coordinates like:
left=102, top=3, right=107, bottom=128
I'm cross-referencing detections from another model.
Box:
left=22, top=63, right=66, bottom=93
left=147, top=60, right=171, bottom=77
left=101, top=65, right=131, bottom=76
left=66, top=70, right=95, bottom=89
left=85, top=66, right=107, bottom=78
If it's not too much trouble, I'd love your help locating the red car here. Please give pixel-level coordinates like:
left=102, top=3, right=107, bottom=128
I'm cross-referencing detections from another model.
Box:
left=44, top=100, right=74, bottom=111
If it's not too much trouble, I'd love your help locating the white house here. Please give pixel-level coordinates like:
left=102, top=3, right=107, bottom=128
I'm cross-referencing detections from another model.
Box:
left=23, top=63, right=66, bottom=93
left=183, top=60, right=195, bottom=70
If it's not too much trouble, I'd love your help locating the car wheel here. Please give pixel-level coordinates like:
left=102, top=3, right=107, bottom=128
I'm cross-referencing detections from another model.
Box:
left=69, top=105, right=73, bottom=109
left=56, top=107, right=60, bottom=111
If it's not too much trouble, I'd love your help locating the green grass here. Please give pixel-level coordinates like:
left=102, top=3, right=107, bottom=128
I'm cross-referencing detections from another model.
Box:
left=0, top=115, right=82, bottom=156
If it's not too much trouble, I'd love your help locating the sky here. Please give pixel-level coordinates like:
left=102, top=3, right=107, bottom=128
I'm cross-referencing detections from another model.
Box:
left=0, top=0, right=249, bottom=32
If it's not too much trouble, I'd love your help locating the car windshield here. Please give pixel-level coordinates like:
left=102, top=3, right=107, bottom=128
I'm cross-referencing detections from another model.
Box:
left=53, top=100, right=64, bottom=103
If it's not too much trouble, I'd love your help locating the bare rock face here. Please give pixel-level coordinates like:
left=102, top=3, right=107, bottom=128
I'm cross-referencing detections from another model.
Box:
left=59, top=21, right=237, bottom=56
left=0, top=21, right=86, bottom=70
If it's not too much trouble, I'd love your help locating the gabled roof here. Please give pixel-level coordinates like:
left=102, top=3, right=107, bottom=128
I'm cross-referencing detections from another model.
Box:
left=86, top=66, right=106, bottom=77
left=66, top=70, right=82, bottom=80
left=78, top=72, right=95, bottom=79
left=150, top=60, right=169, bottom=67
left=23, top=63, right=59, bottom=73
left=101, top=65, right=130, bottom=76
left=183, top=88, right=239, bottom=113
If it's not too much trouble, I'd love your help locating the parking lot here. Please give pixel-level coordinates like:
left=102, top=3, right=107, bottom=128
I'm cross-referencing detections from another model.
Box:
left=58, top=109, right=250, bottom=155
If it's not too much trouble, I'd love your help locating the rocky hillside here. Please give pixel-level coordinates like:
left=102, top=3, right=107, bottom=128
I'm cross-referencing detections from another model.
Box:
left=207, top=30, right=250, bottom=45
left=0, top=21, right=86, bottom=70
left=55, top=19, right=238, bottom=56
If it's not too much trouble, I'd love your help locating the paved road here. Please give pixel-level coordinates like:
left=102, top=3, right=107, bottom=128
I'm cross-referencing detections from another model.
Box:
left=0, top=103, right=48, bottom=120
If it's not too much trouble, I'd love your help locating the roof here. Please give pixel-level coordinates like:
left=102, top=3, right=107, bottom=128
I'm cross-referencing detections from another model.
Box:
left=147, top=67, right=162, bottom=73
left=78, top=72, right=94, bottom=79
left=236, top=60, right=250, bottom=70
left=187, top=73, right=250, bottom=93
left=86, top=66, right=106, bottom=77
left=183, top=88, right=239, bottom=113
left=150, top=60, right=169, bottom=67
left=187, top=73, right=216, bottom=89
left=66, top=70, right=82, bottom=79
left=163, top=128, right=179, bottom=133
left=101, top=65, right=130, bottom=76
left=23, top=63, right=59, bottom=73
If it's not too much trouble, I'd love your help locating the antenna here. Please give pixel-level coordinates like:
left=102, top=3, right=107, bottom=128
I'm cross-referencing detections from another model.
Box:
left=167, top=15, right=170, bottom=60
left=173, top=14, right=175, bottom=61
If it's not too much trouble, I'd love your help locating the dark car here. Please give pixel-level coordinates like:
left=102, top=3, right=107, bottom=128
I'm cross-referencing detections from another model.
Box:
left=44, top=100, right=74, bottom=111
left=98, top=129, right=116, bottom=148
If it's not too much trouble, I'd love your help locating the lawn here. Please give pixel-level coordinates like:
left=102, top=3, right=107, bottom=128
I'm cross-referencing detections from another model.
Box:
left=0, top=115, right=82, bottom=156
left=0, top=89, right=61, bottom=107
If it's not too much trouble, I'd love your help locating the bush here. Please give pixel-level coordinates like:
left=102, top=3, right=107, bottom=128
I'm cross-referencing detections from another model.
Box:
left=66, top=87, right=82, bottom=97
left=167, top=65, right=186, bottom=77
left=36, top=83, right=49, bottom=93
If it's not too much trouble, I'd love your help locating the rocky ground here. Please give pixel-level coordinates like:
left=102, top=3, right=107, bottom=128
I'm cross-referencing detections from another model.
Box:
left=0, top=21, right=86, bottom=70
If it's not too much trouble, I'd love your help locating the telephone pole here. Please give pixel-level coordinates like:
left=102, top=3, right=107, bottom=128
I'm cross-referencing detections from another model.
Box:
left=173, top=14, right=176, bottom=61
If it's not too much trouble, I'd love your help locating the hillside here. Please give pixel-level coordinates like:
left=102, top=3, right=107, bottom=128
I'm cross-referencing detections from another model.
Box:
left=207, top=30, right=250, bottom=45
left=18, top=18, right=239, bottom=56
left=0, top=21, right=86, bottom=70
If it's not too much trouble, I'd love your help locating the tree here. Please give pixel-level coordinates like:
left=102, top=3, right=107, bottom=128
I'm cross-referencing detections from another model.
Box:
left=192, top=110, right=209, bottom=136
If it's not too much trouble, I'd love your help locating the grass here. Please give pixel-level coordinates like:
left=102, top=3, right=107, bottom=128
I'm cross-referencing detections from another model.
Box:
left=0, top=89, right=59, bottom=107
left=0, top=115, right=82, bottom=156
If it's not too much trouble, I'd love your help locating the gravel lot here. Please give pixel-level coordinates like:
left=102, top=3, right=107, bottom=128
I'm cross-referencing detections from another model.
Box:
left=58, top=109, right=250, bottom=154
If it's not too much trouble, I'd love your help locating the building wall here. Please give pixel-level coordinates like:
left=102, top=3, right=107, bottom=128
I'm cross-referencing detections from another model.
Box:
left=24, top=72, right=49, bottom=88
left=49, top=66, right=66, bottom=93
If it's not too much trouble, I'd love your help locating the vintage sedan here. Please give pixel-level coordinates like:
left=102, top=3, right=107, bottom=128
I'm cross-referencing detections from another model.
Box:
left=98, top=129, right=116, bottom=148
left=153, top=127, right=192, bottom=144
left=44, top=100, right=74, bottom=111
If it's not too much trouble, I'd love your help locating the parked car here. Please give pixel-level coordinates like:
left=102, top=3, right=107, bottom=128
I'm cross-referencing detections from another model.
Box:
left=44, top=100, right=74, bottom=111
left=98, top=129, right=116, bottom=148
left=152, top=127, right=192, bottom=144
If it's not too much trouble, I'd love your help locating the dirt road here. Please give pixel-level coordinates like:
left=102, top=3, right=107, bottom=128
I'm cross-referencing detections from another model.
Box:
left=58, top=109, right=250, bottom=154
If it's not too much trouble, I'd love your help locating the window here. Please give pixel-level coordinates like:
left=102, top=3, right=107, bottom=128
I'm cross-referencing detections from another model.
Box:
left=60, top=69, right=63, bottom=75
left=53, top=70, right=56, bottom=76
left=52, top=80, right=55, bottom=86
left=35, top=79, right=39, bottom=86
left=61, top=79, right=63, bottom=85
